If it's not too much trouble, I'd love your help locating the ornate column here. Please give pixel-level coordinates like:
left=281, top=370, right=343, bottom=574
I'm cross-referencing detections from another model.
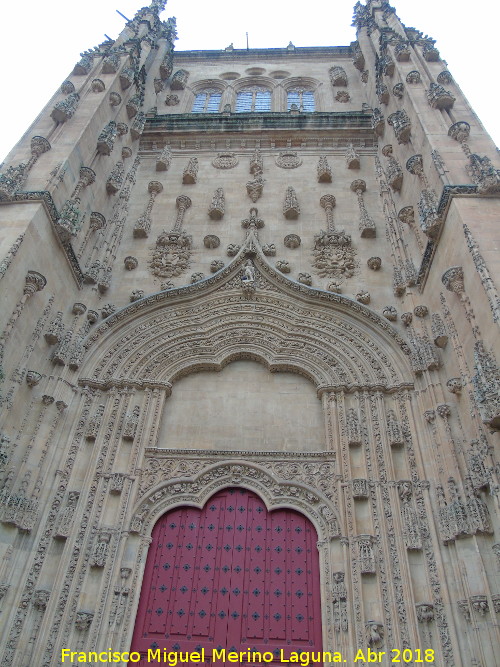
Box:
left=133, top=181, right=163, bottom=238
left=350, top=179, right=376, bottom=237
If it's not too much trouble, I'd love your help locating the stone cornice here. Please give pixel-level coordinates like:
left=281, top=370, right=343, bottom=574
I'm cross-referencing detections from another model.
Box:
left=172, top=46, right=354, bottom=62
left=144, top=111, right=373, bottom=136
left=0, top=191, right=84, bottom=287
left=417, top=184, right=487, bottom=291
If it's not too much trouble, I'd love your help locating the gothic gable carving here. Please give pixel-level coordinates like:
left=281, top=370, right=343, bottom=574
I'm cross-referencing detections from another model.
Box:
left=79, top=236, right=412, bottom=393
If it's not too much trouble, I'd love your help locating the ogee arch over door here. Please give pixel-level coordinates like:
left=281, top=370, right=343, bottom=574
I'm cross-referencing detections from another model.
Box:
left=130, top=488, right=323, bottom=665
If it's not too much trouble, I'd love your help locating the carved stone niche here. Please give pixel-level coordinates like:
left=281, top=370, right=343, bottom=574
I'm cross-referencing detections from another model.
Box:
left=156, top=146, right=172, bottom=172
left=346, top=408, right=361, bottom=446
left=352, top=479, right=369, bottom=499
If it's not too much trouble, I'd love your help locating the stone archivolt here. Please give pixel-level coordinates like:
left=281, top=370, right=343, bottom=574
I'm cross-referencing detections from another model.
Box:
left=80, top=238, right=412, bottom=392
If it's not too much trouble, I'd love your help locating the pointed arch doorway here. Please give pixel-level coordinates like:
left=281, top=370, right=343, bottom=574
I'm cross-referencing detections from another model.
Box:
left=130, top=488, right=323, bottom=665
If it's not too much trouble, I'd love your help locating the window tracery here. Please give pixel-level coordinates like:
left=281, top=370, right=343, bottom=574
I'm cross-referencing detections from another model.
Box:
left=287, top=87, right=315, bottom=112
left=235, top=86, right=271, bottom=112
left=191, top=88, right=222, bottom=113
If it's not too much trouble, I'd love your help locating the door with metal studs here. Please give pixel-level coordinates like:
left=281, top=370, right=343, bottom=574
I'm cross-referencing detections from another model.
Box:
left=130, top=488, right=323, bottom=665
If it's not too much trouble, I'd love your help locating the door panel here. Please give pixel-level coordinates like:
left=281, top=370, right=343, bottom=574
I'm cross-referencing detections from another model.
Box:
left=130, top=488, right=322, bottom=665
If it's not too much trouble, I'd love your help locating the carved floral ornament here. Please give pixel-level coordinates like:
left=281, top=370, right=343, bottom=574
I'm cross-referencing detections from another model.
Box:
left=78, top=236, right=413, bottom=392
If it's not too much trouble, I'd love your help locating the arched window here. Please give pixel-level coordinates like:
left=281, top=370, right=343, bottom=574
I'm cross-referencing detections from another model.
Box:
left=191, top=88, right=222, bottom=113
left=235, top=86, right=271, bottom=112
left=287, top=88, right=315, bottom=112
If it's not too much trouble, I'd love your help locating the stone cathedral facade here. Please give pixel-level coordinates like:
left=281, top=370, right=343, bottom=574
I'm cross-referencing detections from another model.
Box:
left=0, top=0, right=499, bottom=665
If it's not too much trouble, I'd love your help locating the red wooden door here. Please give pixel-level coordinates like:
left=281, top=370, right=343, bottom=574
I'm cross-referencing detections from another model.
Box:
left=130, top=488, right=322, bottom=665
